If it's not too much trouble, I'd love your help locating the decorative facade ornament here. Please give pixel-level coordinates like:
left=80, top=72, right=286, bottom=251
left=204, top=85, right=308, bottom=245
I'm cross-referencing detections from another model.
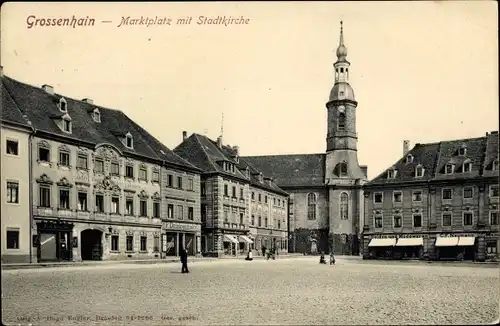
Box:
left=126, top=230, right=134, bottom=236
left=38, top=140, right=51, bottom=149
left=153, top=232, right=160, bottom=237
left=110, top=185, right=121, bottom=195
left=139, top=163, right=147, bottom=170
left=57, top=177, right=73, bottom=188
left=111, top=229, right=120, bottom=235
left=152, top=166, right=159, bottom=172
left=140, top=231, right=147, bottom=237
left=78, top=146, right=89, bottom=154
left=138, top=190, right=149, bottom=199
left=95, top=145, right=120, bottom=161
left=36, top=174, right=53, bottom=184
left=125, top=157, right=134, bottom=165
left=412, top=208, right=421, bottom=213
left=442, top=205, right=452, bottom=212
left=152, top=192, right=161, bottom=200
left=59, top=144, right=71, bottom=153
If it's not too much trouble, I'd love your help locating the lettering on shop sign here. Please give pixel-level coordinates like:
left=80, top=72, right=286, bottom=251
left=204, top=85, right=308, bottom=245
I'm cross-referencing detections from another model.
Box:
left=371, top=234, right=429, bottom=239
left=439, top=233, right=476, bottom=237
left=165, top=222, right=199, bottom=231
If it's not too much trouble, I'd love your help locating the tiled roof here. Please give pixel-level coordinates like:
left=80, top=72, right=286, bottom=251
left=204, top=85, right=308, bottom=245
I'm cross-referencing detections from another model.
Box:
left=242, top=154, right=326, bottom=188
left=1, top=75, right=199, bottom=172
left=174, top=134, right=288, bottom=196
left=367, top=133, right=499, bottom=186
left=1, top=80, right=31, bottom=129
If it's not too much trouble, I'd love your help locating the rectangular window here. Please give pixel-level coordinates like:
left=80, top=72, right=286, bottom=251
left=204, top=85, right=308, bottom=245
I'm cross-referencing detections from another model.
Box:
left=490, top=185, right=499, bottom=198
left=39, top=186, right=51, bottom=207
left=167, top=174, right=173, bottom=187
left=153, top=202, right=160, bottom=218
left=177, top=176, right=183, bottom=189
left=77, top=155, right=88, bottom=169
left=63, top=120, right=71, bottom=132
left=445, top=164, right=454, bottom=174
left=59, top=152, right=70, bottom=166
left=413, top=214, right=422, bottom=228
left=264, top=218, right=268, bottom=227
left=94, top=159, right=104, bottom=173
left=239, top=213, right=244, bottom=225
left=251, top=192, right=255, bottom=200
left=251, top=215, right=255, bottom=225
left=412, top=190, right=422, bottom=202
left=201, top=205, right=207, bottom=223
left=6, top=181, right=19, bottom=204
left=59, top=189, right=70, bottom=209
left=126, top=235, right=133, bottom=251
left=111, top=162, right=120, bottom=175
left=224, top=210, right=229, bottom=222
left=224, top=185, right=228, bottom=196
left=140, top=236, right=147, bottom=251
left=393, top=191, right=402, bottom=203
left=232, top=186, right=236, bottom=198
left=490, top=211, right=499, bottom=225
left=111, top=235, right=119, bottom=251
left=188, top=178, right=194, bottom=191
left=463, top=212, right=473, bottom=226
left=139, top=168, right=147, bottom=181
left=265, top=196, right=268, bottom=203
left=463, top=187, right=473, bottom=199
left=201, top=182, right=206, bottom=195
left=6, top=230, right=19, bottom=249
left=442, top=188, right=452, bottom=200
left=177, top=205, right=183, bottom=219
left=126, top=198, right=134, bottom=215
left=258, top=216, right=262, bottom=227
left=153, top=234, right=160, bottom=252
left=77, top=192, right=87, bottom=211
left=167, top=204, right=174, bottom=218
left=125, top=165, right=134, bottom=178
left=95, top=194, right=104, bottom=212
left=393, top=215, right=402, bottom=228
left=140, top=200, right=147, bottom=217
left=442, top=213, right=452, bottom=226
left=188, top=207, right=194, bottom=220
left=240, top=188, right=244, bottom=199
left=374, top=214, right=383, bottom=228
left=258, top=194, right=262, bottom=202
left=278, top=220, right=281, bottom=229
left=38, top=147, right=50, bottom=162
left=487, top=242, right=498, bottom=254
left=111, top=197, right=119, bottom=214
left=374, top=192, right=383, bottom=204
left=6, top=140, right=19, bottom=155
left=152, top=171, right=160, bottom=183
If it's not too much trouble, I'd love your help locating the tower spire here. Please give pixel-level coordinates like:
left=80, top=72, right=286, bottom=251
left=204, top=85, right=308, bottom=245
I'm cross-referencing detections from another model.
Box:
left=339, top=20, right=344, bottom=46
left=336, top=20, right=348, bottom=61
left=220, top=112, right=224, bottom=138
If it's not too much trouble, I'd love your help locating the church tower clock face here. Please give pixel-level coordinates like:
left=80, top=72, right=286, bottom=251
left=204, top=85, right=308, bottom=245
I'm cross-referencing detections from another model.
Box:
left=338, top=106, right=345, bottom=113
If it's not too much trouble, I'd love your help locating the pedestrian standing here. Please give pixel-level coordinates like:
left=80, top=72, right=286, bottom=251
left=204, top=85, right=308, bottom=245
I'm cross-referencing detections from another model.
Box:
left=180, top=247, right=189, bottom=273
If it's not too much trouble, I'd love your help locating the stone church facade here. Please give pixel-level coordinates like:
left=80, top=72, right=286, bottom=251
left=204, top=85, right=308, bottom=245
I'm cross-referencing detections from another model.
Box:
left=243, top=22, right=368, bottom=255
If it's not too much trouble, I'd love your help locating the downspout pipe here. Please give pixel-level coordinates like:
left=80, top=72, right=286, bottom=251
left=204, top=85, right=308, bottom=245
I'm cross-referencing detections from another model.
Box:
left=28, top=126, right=36, bottom=263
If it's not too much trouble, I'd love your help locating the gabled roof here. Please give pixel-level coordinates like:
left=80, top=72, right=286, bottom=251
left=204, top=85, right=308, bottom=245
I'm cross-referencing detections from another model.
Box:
left=242, top=154, right=326, bottom=188
left=236, top=156, right=288, bottom=196
left=1, top=80, right=32, bottom=129
left=1, top=75, right=199, bottom=172
left=367, top=133, right=498, bottom=187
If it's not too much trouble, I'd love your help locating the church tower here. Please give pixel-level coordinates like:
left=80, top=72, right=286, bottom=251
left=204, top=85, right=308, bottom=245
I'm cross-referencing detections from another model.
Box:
left=325, top=21, right=366, bottom=255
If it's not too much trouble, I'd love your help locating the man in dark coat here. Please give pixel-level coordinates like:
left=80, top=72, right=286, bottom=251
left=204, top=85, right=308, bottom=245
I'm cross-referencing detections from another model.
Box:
left=180, top=247, right=189, bottom=273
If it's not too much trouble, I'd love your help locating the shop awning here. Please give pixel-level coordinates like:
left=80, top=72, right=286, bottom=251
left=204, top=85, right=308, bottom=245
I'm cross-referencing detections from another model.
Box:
left=368, top=238, right=396, bottom=247
left=458, top=236, right=476, bottom=246
left=238, top=235, right=254, bottom=244
left=395, top=238, right=424, bottom=247
left=223, top=234, right=239, bottom=244
left=435, top=237, right=459, bottom=247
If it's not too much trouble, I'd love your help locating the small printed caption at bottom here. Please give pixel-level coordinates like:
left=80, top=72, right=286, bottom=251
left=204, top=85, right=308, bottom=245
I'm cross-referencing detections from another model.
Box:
left=117, top=15, right=251, bottom=27
left=16, top=314, right=198, bottom=323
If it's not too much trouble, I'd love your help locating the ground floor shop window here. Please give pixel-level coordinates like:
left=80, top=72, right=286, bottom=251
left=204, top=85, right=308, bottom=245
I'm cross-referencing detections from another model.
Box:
left=487, top=242, right=498, bottom=255
left=126, top=236, right=133, bottom=251
left=185, top=233, right=195, bottom=256
left=165, top=233, right=177, bottom=256
left=140, top=236, right=147, bottom=251
left=153, top=234, right=159, bottom=252
left=6, top=230, right=19, bottom=249
left=111, top=235, right=119, bottom=251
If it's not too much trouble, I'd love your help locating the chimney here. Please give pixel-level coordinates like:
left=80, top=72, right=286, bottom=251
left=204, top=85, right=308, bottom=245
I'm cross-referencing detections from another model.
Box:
left=182, top=131, right=187, bottom=141
left=82, top=98, right=93, bottom=104
left=42, top=84, right=54, bottom=95
left=233, top=145, right=240, bottom=156
left=0, top=65, right=3, bottom=77
left=216, top=136, right=222, bottom=148
left=403, top=140, right=410, bottom=156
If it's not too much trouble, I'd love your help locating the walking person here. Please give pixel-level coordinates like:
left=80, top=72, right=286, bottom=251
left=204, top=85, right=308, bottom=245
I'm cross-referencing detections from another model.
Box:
left=180, top=247, right=189, bottom=273
left=245, top=249, right=253, bottom=261
left=261, top=245, right=266, bottom=257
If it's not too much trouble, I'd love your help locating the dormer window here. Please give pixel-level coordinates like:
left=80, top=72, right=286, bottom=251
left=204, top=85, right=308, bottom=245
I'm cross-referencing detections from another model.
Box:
left=259, top=173, right=263, bottom=183
left=125, top=132, right=133, bottom=149
left=492, top=159, right=499, bottom=171
left=458, top=147, right=467, bottom=156
left=406, top=154, right=414, bottom=164
left=92, top=109, right=101, bottom=123
left=463, top=161, right=472, bottom=173
left=59, top=98, right=67, bottom=113
left=60, top=113, right=72, bottom=133
left=387, top=168, right=396, bottom=179
left=445, top=164, right=454, bottom=174
left=415, top=165, right=424, bottom=178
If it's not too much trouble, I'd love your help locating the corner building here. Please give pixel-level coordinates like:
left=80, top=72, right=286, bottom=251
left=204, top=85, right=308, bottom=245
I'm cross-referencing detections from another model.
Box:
left=1, top=75, right=200, bottom=262
left=243, top=22, right=368, bottom=255
left=363, top=134, right=499, bottom=261
left=174, top=132, right=288, bottom=257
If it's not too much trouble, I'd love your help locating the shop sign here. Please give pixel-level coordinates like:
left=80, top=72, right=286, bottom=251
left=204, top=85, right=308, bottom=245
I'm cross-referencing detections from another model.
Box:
left=164, top=222, right=199, bottom=232
left=439, top=233, right=477, bottom=237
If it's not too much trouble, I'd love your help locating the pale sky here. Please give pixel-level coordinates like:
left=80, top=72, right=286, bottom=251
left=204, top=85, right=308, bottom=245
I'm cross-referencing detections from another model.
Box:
left=1, top=1, right=498, bottom=179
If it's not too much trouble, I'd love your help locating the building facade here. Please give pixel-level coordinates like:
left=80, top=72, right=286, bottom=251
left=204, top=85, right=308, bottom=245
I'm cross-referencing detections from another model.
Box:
left=173, top=132, right=288, bottom=257
left=1, top=71, right=33, bottom=263
left=243, top=22, right=368, bottom=255
left=1, top=74, right=200, bottom=262
left=363, top=134, right=499, bottom=261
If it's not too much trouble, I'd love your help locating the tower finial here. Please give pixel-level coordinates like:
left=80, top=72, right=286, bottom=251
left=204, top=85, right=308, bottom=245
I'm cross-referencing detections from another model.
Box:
left=336, top=20, right=347, bottom=60
left=340, top=21, right=344, bottom=46
left=220, top=112, right=224, bottom=138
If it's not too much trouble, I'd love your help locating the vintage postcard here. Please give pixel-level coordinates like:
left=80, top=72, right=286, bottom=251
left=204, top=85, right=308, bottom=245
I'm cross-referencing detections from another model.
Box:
left=1, top=1, right=498, bottom=325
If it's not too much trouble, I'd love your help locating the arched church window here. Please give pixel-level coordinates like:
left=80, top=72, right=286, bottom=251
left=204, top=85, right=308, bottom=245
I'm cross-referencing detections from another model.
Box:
left=307, top=193, right=316, bottom=220
left=340, top=192, right=349, bottom=220
left=339, top=162, right=348, bottom=177
left=338, top=113, right=346, bottom=130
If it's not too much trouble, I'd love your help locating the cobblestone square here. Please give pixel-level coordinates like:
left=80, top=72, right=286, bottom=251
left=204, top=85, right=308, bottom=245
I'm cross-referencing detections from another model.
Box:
left=2, top=257, right=499, bottom=325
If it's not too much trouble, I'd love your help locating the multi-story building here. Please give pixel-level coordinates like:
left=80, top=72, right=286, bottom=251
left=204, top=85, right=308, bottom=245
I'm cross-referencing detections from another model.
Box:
left=173, top=132, right=288, bottom=257
left=1, top=68, right=33, bottom=263
left=243, top=22, right=368, bottom=255
left=1, top=74, right=200, bottom=262
left=362, top=134, right=499, bottom=261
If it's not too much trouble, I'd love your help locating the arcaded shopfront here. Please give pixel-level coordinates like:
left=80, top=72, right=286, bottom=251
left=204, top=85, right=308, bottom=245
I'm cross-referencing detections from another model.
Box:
left=162, top=221, right=201, bottom=257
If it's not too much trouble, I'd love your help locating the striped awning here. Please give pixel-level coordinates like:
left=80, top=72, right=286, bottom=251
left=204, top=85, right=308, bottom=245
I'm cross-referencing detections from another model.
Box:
left=238, top=235, right=254, bottom=244
left=223, top=234, right=238, bottom=244
left=435, top=237, right=459, bottom=247
left=395, top=238, right=424, bottom=247
left=458, top=236, right=476, bottom=246
left=368, top=238, right=397, bottom=247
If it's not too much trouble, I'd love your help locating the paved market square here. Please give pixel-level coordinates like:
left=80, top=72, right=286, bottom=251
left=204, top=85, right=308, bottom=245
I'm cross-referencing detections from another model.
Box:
left=2, top=257, right=499, bottom=325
